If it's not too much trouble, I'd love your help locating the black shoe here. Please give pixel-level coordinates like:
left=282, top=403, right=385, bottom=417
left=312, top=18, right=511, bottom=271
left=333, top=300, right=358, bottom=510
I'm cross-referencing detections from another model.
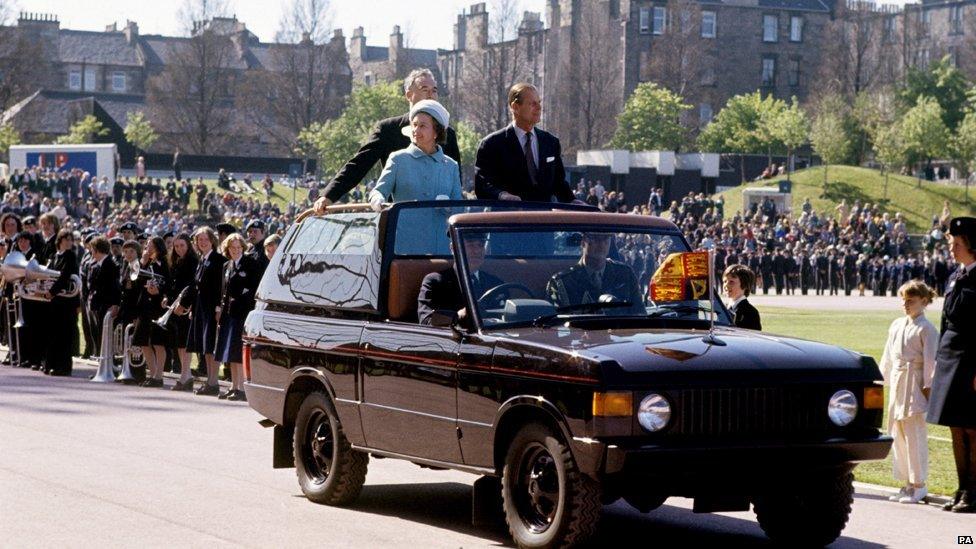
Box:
left=142, top=378, right=164, bottom=388
left=951, top=491, right=976, bottom=513
left=945, top=490, right=964, bottom=511
left=30, top=363, right=41, bottom=371
left=217, top=389, right=232, bottom=400
left=195, top=384, right=219, bottom=396
left=172, top=380, right=194, bottom=392
left=227, top=390, right=247, bottom=402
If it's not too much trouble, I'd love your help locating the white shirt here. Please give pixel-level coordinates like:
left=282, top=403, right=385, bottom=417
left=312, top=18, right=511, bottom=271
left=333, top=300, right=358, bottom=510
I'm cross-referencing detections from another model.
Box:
left=727, top=295, right=746, bottom=310
left=512, top=124, right=539, bottom=168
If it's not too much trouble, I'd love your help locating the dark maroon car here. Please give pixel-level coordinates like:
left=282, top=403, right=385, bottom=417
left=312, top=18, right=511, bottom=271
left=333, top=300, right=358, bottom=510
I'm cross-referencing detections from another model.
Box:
left=243, top=201, right=891, bottom=548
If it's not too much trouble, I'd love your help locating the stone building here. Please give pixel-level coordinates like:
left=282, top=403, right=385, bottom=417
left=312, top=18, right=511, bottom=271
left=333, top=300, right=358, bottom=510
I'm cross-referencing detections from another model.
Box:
left=0, top=12, right=353, bottom=158
left=347, top=25, right=442, bottom=89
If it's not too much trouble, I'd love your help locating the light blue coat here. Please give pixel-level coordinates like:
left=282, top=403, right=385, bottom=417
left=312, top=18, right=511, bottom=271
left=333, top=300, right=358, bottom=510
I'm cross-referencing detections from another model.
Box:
left=373, top=143, right=462, bottom=256
left=372, top=143, right=462, bottom=202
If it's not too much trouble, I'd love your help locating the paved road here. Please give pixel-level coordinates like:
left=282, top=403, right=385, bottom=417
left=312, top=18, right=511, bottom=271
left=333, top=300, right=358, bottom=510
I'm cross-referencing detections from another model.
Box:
left=0, top=362, right=972, bottom=548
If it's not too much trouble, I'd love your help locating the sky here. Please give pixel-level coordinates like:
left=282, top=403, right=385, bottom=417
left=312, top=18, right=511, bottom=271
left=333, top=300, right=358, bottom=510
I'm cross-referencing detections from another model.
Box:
left=5, top=0, right=549, bottom=49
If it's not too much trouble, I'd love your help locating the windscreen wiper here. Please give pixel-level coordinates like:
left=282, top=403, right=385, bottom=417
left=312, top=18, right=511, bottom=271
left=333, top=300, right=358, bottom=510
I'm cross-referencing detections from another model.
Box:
left=532, top=301, right=633, bottom=326
left=647, top=304, right=714, bottom=318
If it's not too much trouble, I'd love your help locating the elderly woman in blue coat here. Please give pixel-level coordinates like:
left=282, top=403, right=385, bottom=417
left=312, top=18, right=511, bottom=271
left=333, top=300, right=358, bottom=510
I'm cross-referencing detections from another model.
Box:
left=369, top=99, right=462, bottom=254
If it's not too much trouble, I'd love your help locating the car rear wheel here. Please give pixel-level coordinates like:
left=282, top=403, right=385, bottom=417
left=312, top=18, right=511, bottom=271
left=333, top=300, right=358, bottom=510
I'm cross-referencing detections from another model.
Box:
left=501, top=423, right=601, bottom=548
left=293, top=392, right=368, bottom=505
left=752, top=469, right=854, bottom=547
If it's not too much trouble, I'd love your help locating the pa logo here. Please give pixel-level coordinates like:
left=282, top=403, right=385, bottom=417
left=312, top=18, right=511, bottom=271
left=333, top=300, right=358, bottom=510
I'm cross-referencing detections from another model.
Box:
left=959, top=535, right=974, bottom=544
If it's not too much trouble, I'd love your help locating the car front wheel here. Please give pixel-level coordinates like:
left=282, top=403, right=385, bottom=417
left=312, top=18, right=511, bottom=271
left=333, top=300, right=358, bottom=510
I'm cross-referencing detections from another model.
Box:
left=752, top=468, right=854, bottom=547
left=293, top=392, right=368, bottom=505
left=501, top=423, right=601, bottom=548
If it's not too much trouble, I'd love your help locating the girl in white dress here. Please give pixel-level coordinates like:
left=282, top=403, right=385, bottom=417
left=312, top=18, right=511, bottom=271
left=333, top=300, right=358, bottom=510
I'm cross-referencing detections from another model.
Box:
left=880, top=280, right=939, bottom=504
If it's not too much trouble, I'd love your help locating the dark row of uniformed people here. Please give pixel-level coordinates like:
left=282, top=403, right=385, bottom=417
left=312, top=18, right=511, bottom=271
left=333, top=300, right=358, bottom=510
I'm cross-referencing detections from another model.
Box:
left=0, top=213, right=276, bottom=402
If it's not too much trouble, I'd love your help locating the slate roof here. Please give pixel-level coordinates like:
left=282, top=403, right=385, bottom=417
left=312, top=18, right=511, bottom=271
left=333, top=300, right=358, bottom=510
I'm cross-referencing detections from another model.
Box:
left=137, top=35, right=250, bottom=70
left=1, top=90, right=144, bottom=133
left=58, top=30, right=141, bottom=66
left=364, top=46, right=389, bottom=62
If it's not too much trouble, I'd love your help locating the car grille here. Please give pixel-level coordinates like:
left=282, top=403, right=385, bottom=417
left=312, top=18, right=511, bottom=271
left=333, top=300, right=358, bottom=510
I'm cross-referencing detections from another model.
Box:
left=670, top=387, right=830, bottom=437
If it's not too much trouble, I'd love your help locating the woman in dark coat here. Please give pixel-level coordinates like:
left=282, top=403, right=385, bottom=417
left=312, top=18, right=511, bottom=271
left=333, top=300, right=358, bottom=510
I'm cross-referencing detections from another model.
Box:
left=43, top=229, right=79, bottom=376
left=117, top=241, right=145, bottom=383
left=186, top=227, right=226, bottom=396
left=166, top=233, right=198, bottom=392
left=213, top=233, right=259, bottom=402
left=131, top=236, right=169, bottom=388
left=928, top=216, right=976, bottom=513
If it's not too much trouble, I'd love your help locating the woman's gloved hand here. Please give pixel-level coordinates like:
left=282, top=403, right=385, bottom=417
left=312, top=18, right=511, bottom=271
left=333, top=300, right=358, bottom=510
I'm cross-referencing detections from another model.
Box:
left=368, top=191, right=385, bottom=212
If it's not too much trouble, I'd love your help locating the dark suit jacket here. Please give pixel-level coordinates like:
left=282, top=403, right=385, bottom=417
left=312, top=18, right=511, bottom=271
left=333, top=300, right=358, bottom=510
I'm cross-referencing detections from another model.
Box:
left=88, top=255, right=121, bottom=311
left=474, top=125, right=574, bottom=203
left=183, top=252, right=227, bottom=310
left=417, top=267, right=503, bottom=326
left=323, top=113, right=461, bottom=203
left=730, top=298, right=762, bottom=330
left=928, top=266, right=976, bottom=428
left=48, top=249, right=79, bottom=307
left=221, top=255, right=261, bottom=319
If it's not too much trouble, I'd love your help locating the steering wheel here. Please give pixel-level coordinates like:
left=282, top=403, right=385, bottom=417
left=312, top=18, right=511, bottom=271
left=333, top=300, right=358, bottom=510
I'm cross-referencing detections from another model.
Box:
left=478, top=283, right=535, bottom=307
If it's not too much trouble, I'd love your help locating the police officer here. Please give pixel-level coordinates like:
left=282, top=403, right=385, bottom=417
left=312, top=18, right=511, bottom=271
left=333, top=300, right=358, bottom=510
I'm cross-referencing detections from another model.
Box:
left=928, top=217, right=976, bottom=513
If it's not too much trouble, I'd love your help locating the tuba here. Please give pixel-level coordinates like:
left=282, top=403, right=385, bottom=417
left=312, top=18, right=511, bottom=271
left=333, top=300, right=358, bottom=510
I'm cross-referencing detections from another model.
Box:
left=90, top=309, right=117, bottom=383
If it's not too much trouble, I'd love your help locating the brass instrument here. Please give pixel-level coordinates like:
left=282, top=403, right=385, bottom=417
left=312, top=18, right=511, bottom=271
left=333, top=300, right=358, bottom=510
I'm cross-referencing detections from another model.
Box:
left=91, top=309, right=117, bottom=383
left=130, top=267, right=166, bottom=283
left=154, top=285, right=190, bottom=328
left=1, top=251, right=80, bottom=301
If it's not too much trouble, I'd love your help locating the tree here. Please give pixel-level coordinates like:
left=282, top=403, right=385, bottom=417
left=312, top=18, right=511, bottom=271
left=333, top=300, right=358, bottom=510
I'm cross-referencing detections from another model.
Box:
left=697, top=92, right=786, bottom=181
left=296, top=82, right=405, bottom=178
left=899, top=56, right=969, bottom=132
left=610, top=82, right=690, bottom=151
left=55, top=115, right=108, bottom=144
left=809, top=110, right=852, bottom=192
left=0, top=123, right=20, bottom=163
left=124, top=111, right=159, bottom=154
left=145, top=0, right=236, bottom=154
left=900, top=96, right=950, bottom=186
left=767, top=98, right=808, bottom=180
left=949, top=109, right=976, bottom=202
left=872, top=123, right=907, bottom=200
left=453, top=120, right=481, bottom=186
left=237, top=0, right=348, bottom=155
left=645, top=0, right=709, bottom=99
left=818, top=1, right=886, bottom=98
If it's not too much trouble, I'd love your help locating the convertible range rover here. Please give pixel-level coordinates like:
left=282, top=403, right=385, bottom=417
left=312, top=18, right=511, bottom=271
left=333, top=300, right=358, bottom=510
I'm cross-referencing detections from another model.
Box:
left=242, top=200, right=891, bottom=548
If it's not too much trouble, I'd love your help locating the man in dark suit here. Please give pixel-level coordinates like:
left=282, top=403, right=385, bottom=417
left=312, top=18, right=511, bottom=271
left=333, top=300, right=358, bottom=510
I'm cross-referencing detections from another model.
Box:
left=928, top=217, right=976, bottom=513
left=418, top=234, right=502, bottom=326
left=474, top=83, right=577, bottom=204
left=245, top=219, right=269, bottom=274
left=315, top=69, right=461, bottom=210
left=546, top=233, right=644, bottom=314
left=86, top=236, right=121, bottom=359
left=722, top=264, right=761, bottom=330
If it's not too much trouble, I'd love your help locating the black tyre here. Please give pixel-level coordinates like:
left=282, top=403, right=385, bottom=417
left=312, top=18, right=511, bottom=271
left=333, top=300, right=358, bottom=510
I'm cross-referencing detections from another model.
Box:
left=501, top=423, right=601, bottom=548
left=752, top=469, right=854, bottom=547
left=293, top=392, right=368, bottom=505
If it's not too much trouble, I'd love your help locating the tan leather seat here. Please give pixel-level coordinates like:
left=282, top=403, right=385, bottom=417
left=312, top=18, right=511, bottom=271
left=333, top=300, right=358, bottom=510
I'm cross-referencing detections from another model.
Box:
left=387, top=259, right=451, bottom=321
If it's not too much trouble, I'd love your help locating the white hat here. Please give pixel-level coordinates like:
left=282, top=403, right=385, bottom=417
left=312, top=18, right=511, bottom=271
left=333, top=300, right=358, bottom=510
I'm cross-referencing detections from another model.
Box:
left=402, top=99, right=450, bottom=137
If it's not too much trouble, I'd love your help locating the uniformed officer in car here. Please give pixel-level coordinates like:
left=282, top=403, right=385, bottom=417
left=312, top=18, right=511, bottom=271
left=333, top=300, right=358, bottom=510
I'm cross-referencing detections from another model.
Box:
left=547, top=232, right=644, bottom=314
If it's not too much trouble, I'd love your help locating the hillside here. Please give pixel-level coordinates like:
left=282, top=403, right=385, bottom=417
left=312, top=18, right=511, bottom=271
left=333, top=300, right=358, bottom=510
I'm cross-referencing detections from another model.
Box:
left=715, top=166, right=976, bottom=234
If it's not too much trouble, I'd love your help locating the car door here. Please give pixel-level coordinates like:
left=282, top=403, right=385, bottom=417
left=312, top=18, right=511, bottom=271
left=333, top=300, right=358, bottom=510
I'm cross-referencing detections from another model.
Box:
left=359, top=323, right=462, bottom=463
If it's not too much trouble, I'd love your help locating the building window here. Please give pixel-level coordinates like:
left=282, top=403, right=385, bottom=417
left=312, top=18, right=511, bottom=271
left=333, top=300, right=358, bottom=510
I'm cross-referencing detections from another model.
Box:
left=700, top=65, right=716, bottom=86
left=364, top=72, right=373, bottom=86
left=790, top=16, right=803, bottom=42
left=919, top=49, right=930, bottom=67
left=762, top=57, right=776, bottom=87
left=788, top=59, right=800, bottom=86
left=699, top=103, right=713, bottom=125
left=84, top=67, right=96, bottom=91
left=701, top=11, right=716, bottom=38
left=609, top=0, right=619, bottom=18
left=951, top=5, right=963, bottom=34
left=653, top=6, right=667, bottom=35
left=949, top=46, right=959, bottom=67
left=921, top=9, right=931, bottom=36
left=763, top=14, right=778, bottom=42
left=640, top=7, right=651, bottom=34
left=111, top=72, right=126, bottom=92
left=883, top=16, right=895, bottom=42
left=68, top=70, right=81, bottom=90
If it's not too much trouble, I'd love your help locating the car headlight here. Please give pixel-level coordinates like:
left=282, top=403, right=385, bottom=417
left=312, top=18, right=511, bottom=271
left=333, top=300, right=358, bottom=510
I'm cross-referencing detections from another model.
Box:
left=828, top=389, right=858, bottom=426
left=638, top=393, right=671, bottom=432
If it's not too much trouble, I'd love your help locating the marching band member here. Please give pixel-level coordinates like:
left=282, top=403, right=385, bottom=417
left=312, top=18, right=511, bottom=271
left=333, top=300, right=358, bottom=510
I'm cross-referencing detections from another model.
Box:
left=42, top=229, right=79, bottom=376
left=187, top=227, right=226, bottom=396
left=117, top=241, right=145, bottom=384
left=0, top=213, right=21, bottom=366
left=213, top=233, right=259, bottom=401
left=132, top=237, right=169, bottom=388
left=14, top=231, right=42, bottom=370
left=86, top=236, right=121, bottom=362
left=166, top=233, right=198, bottom=392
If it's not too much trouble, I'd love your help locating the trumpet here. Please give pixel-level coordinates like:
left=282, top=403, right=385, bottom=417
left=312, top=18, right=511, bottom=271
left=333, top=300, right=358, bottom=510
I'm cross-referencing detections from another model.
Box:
left=130, top=267, right=166, bottom=283
left=154, top=286, right=190, bottom=328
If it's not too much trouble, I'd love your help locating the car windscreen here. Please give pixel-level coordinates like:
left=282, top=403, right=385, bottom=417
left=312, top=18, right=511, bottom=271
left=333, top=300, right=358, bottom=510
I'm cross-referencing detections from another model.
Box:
left=455, top=227, right=732, bottom=329
left=390, top=201, right=595, bottom=257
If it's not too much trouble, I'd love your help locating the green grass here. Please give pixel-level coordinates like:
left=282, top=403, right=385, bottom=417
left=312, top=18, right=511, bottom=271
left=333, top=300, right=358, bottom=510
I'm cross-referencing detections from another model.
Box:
left=717, top=165, right=976, bottom=234
left=760, top=305, right=956, bottom=496
left=191, top=178, right=310, bottom=213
